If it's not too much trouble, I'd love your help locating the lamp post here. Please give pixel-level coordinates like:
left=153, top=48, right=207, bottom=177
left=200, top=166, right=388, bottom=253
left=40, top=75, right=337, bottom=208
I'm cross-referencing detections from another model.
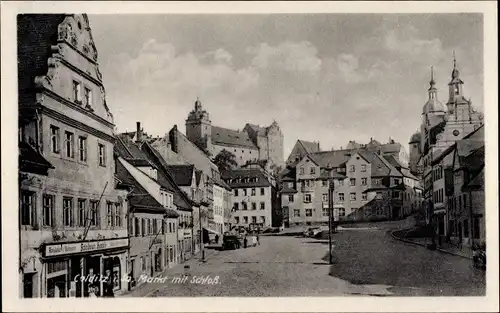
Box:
left=328, top=178, right=335, bottom=264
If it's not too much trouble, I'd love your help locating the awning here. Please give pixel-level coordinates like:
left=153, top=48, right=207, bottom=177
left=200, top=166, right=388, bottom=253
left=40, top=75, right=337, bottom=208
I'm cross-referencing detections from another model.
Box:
left=203, top=228, right=221, bottom=236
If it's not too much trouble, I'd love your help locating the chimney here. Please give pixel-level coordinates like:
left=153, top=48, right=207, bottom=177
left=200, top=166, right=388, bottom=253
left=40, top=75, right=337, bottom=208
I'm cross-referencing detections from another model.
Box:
left=169, top=125, right=179, bottom=153
left=136, top=122, right=143, bottom=143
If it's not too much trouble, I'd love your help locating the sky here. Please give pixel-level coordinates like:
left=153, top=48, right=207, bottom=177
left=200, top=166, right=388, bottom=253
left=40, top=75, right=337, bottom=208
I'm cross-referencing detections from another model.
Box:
left=87, top=14, right=483, bottom=158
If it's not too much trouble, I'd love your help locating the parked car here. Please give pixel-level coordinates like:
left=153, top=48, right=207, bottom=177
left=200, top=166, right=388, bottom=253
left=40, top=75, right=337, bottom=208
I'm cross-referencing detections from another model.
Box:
left=303, top=227, right=321, bottom=237
left=222, top=235, right=241, bottom=250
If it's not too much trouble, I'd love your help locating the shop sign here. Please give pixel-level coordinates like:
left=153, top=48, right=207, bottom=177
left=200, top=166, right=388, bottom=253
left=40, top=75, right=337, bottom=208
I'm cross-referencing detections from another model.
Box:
left=44, top=238, right=129, bottom=257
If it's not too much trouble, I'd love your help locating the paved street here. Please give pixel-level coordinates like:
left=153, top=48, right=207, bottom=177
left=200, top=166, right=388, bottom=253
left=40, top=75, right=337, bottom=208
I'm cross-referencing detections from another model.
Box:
left=126, top=221, right=485, bottom=297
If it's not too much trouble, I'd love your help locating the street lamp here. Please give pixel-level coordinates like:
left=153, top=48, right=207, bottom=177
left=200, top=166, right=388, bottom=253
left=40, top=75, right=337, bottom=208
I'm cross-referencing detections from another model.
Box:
left=328, top=178, right=335, bottom=264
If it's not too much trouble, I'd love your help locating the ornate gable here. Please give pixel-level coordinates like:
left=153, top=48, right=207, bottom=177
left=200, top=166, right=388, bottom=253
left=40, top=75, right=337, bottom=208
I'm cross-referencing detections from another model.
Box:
left=34, top=14, right=113, bottom=124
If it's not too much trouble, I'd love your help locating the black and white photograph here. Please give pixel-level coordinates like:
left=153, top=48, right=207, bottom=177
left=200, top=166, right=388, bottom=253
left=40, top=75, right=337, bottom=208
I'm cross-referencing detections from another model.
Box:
left=2, top=1, right=498, bottom=312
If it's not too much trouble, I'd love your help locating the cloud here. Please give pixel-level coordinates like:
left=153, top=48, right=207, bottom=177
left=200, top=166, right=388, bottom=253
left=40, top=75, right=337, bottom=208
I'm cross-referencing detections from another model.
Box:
left=248, top=41, right=322, bottom=73
left=95, top=15, right=483, bottom=159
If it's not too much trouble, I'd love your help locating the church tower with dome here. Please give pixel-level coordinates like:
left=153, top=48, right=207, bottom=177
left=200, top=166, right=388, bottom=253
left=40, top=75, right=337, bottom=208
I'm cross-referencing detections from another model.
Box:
left=410, top=54, right=484, bottom=179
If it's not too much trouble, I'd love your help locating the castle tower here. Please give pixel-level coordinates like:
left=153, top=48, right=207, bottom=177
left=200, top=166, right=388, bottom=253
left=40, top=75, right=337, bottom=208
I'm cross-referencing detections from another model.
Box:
left=185, top=97, right=212, bottom=153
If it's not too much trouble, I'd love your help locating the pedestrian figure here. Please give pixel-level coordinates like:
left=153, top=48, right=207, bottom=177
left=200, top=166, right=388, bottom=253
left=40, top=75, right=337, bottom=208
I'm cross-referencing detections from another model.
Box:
left=251, top=235, right=257, bottom=247
left=103, top=269, right=115, bottom=297
left=215, top=234, right=219, bottom=244
left=256, top=234, right=260, bottom=245
left=243, top=236, right=248, bottom=248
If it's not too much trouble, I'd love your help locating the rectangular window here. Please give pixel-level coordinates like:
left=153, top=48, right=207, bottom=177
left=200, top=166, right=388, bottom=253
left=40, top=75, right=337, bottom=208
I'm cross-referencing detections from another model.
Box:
left=72, top=80, right=81, bottom=103
left=350, top=178, right=356, bottom=186
left=251, top=188, right=256, bottom=196
left=260, top=202, right=265, bottom=210
left=361, top=178, right=367, bottom=185
left=107, top=202, right=114, bottom=227
left=63, top=197, right=74, bottom=227
left=288, top=195, right=294, bottom=202
left=243, top=216, right=248, bottom=224
left=78, top=136, right=87, bottom=162
left=235, top=216, right=240, bottom=224
left=350, top=193, right=356, bottom=201
left=464, top=219, right=469, bottom=238
left=42, top=195, right=55, bottom=227
left=293, top=209, right=300, bottom=217
left=305, top=209, right=313, bottom=217
left=98, top=144, right=106, bottom=166
left=339, top=208, right=346, bottom=217
left=392, top=191, right=400, bottom=199
left=20, top=191, right=35, bottom=226
left=303, top=194, right=311, bottom=203
left=361, top=164, right=367, bottom=172
left=338, top=193, right=344, bottom=202
left=322, top=194, right=328, bottom=202
left=78, top=199, right=86, bottom=227
left=142, top=219, right=146, bottom=236
left=362, top=193, right=368, bottom=201
left=322, top=208, right=329, bottom=216
left=261, top=216, right=266, bottom=224
left=115, top=203, right=121, bottom=227
left=234, top=203, right=239, bottom=211
left=64, top=131, right=74, bottom=158
left=251, top=202, right=257, bottom=210
left=339, top=180, right=344, bottom=186
left=234, top=189, right=238, bottom=197
left=50, top=125, right=60, bottom=154
left=135, top=218, right=140, bottom=236
left=84, top=87, right=92, bottom=107
left=260, top=188, right=264, bottom=196
left=310, top=167, right=315, bottom=174
left=89, top=200, right=99, bottom=227
left=349, top=165, right=355, bottom=172
left=242, top=202, right=248, bottom=210
left=243, top=189, right=247, bottom=196
left=299, top=167, right=304, bottom=175
left=251, top=216, right=257, bottom=224
left=147, top=219, right=151, bottom=235
left=322, top=180, right=328, bottom=187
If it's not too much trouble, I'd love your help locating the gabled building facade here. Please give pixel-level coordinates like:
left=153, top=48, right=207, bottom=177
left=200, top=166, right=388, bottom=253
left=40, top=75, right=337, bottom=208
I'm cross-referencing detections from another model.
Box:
left=223, top=169, right=278, bottom=229
left=18, top=14, right=129, bottom=298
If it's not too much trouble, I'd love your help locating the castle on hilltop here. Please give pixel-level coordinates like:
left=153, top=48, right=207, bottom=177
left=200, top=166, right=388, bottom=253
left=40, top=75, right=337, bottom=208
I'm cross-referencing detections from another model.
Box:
left=185, top=98, right=285, bottom=170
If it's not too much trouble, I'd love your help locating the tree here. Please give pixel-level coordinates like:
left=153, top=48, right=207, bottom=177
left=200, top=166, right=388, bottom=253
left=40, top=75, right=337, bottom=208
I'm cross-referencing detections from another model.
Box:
left=213, top=149, right=238, bottom=173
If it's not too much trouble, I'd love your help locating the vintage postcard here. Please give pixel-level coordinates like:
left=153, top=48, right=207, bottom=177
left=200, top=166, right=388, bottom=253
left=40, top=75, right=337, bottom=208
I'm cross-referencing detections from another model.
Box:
left=1, top=1, right=498, bottom=312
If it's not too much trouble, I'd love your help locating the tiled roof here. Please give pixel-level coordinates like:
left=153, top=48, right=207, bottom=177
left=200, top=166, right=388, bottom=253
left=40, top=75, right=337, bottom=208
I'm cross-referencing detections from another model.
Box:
left=463, top=168, right=484, bottom=190
left=309, top=149, right=352, bottom=168
left=222, top=169, right=271, bottom=188
left=166, top=164, right=195, bottom=186
left=376, top=153, right=403, bottom=177
left=280, top=186, right=298, bottom=194
left=298, top=140, right=321, bottom=154
left=19, top=141, right=54, bottom=172
left=116, top=160, right=177, bottom=216
left=115, top=134, right=146, bottom=160
left=140, top=142, right=192, bottom=210
left=246, top=123, right=268, bottom=136
left=456, top=140, right=484, bottom=159
left=357, top=151, right=393, bottom=177
left=211, top=126, right=257, bottom=149
left=383, top=155, right=402, bottom=169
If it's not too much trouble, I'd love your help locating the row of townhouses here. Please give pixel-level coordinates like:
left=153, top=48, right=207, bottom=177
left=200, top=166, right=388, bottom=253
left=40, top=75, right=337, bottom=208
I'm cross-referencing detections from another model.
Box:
left=18, top=14, right=282, bottom=298
left=279, top=139, right=423, bottom=226
left=409, top=61, right=485, bottom=248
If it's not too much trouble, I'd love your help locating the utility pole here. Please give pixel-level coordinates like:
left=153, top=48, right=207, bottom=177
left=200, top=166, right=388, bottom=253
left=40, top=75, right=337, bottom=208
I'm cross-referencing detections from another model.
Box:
left=328, top=178, right=335, bottom=264
left=200, top=206, right=205, bottom=262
